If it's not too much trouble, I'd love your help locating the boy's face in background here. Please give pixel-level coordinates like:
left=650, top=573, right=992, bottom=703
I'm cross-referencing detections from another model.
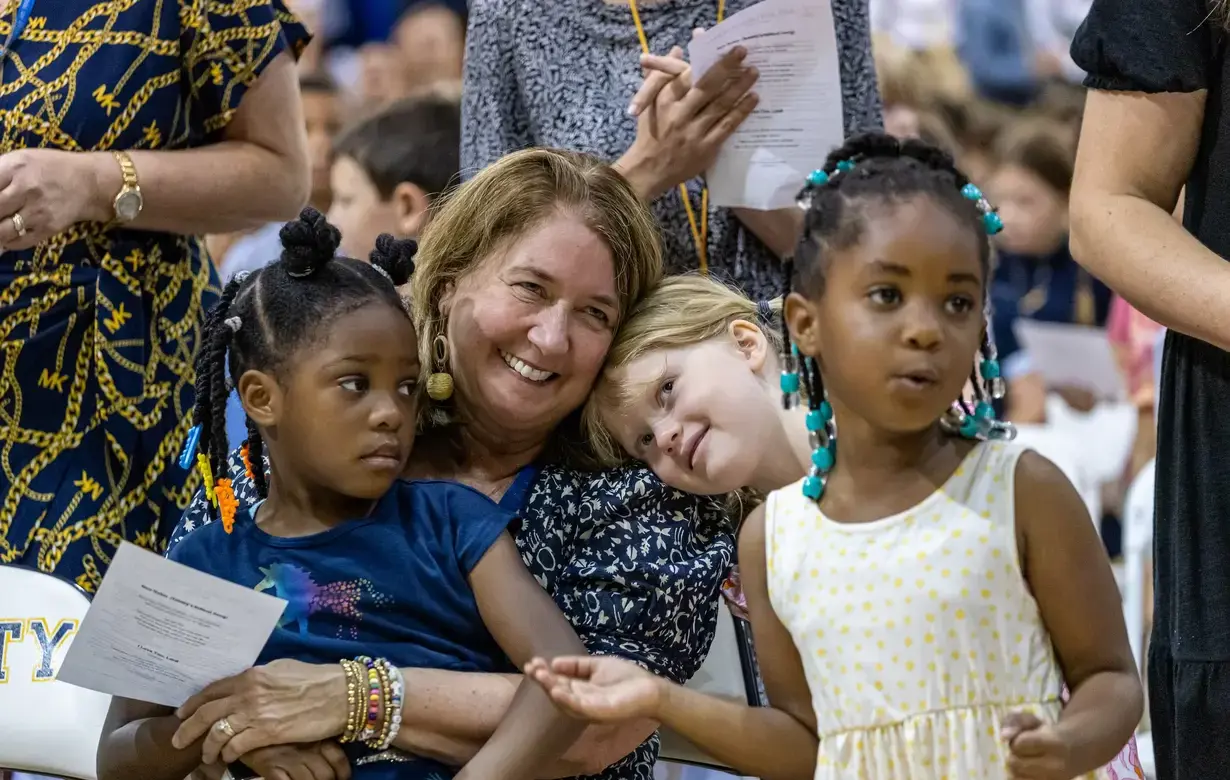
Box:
left=303, top=88, right=342, bottom=212
left=328, top=156, right=430, bottom=261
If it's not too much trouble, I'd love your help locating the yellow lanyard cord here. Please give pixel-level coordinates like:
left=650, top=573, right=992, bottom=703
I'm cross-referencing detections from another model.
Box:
left=628, top=0, right=725, bottom=275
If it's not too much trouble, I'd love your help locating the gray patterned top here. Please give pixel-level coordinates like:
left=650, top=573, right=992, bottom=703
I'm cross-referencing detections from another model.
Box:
left=461, top=0, right=883, bottom=301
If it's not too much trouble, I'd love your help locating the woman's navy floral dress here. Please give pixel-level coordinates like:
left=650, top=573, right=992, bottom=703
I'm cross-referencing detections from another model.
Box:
left=167, top=446, right=736, bottom=780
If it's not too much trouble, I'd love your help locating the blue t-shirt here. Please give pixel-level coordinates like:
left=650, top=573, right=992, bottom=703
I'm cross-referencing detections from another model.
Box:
left=168, top=478, right=517, bottom=778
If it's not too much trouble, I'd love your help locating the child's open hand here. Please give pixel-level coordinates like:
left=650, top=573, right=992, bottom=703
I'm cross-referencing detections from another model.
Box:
left=239, top=741, right=351, bottom=780
left=1001, top=711, right=1074, bottom=780
left=525, top=655, right=663, bottom=723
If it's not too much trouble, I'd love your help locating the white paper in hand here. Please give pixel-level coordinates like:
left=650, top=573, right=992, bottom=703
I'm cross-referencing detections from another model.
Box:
left=1012, top=319, right=1128, bottom=401
left=57, top=542, right=287, bottom=707
left=688, top=0, right=844, bottom=210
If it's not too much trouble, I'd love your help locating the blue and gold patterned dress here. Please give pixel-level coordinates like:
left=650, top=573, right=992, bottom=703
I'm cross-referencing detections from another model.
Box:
left=0, top=0, right=308, bottom=591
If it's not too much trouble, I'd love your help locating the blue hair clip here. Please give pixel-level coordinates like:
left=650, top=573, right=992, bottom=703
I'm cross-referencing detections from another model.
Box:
left=178, top=425, right=202, bottom=470
left=960, top=181, right=1004, bottom=235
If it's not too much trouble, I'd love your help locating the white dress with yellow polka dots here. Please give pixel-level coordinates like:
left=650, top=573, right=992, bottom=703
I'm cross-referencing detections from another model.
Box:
left=765, top=441, right=1108, bottom=780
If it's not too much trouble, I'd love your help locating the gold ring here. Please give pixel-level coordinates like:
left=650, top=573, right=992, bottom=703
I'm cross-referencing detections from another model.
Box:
left=11, top=213, right=25, bottom=237
left=214, top=718, right=236, bottom=737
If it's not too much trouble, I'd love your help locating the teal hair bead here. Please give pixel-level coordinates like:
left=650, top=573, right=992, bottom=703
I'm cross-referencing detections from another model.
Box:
left=780, top=372, right=800, bottom=394
left=836, top=160, right=855, bottom=172
left=802, top=475, right=825, bottom=500
left=811, top=446, right=835, bottom=471
left=959, top=415, right=979, bottom=438
left=961, top=183, right=982, bottom=201
left=984, top=211, right=1004, bottom=235
left=820, top=400, right=833, bottom=420
left=980, top=359, right=1001, bottom=379
left=975, top=401, right=996, bottom=420
left=806, top=409, right=824, bottom=431
left=807, top=169, right=829, bottom=186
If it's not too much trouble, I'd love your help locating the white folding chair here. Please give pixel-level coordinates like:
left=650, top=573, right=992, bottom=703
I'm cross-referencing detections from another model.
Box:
left=658, top=601, right=760, bottom=776
left=0, top=565, right=111, bottom=780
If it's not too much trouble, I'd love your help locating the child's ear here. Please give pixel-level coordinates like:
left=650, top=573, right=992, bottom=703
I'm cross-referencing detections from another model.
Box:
left=729, top=319, right=769, bottom=373
left=784, top=291, right=822, bottom=359
left=238, top=370, right=280, bottom=431
left=392, top=181, right=431, bottom=238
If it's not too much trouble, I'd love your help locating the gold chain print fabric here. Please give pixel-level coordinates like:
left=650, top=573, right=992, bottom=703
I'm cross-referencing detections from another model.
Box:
left=0, top=0, right=307, bottom=591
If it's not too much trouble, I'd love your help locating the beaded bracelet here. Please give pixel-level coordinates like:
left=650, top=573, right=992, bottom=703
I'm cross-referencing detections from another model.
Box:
left=339, top=658, right=367, bottom=744
left=372, top=658, right=404, bottom=750
left=368, top=658, right=393, bottom=749
left=358, top=656, right=381, bottom=743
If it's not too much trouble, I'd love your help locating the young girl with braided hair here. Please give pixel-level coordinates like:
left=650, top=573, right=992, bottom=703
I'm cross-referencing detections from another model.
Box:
left=97, top=208, right=587, bottom=780
left=529, top=134, right=1144, bottom=780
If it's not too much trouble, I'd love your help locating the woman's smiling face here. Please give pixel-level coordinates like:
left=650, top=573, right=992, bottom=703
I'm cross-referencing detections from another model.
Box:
left=442, top=210, right=621, bottom=440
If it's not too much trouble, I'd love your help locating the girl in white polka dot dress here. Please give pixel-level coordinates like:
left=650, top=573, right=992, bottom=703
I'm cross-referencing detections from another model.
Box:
left=527, top=133, right=1144, bottom=780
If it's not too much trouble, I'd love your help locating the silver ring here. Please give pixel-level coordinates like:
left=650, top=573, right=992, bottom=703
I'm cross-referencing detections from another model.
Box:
left=214, top=717, right=236, bottom=737
left=11, top=212, right=26, bottom=237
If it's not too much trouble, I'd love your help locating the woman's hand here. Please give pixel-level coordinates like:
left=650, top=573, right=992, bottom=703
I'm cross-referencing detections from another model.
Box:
left=0, top=149, right=110, bottom=251
left=525, top=656, right=665, bottom=723
left=171, top=660, right=351, bottom=765
left=240, top=741, right=352, bottom=780
left=614, top=44, right=759, bottom=201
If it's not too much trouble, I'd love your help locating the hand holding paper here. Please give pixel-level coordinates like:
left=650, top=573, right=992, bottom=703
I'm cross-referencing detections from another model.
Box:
left=57, top=542, right=286, bottom=708
left=689, top=0, right=845, bottom=210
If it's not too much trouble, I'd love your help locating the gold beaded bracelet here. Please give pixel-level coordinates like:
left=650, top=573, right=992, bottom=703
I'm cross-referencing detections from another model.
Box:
left=339, top=658, right=367, bottom=744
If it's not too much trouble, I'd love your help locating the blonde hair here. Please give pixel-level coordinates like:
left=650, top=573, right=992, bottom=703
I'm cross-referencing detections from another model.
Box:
left=411, top=148, right=664, bottom=430
left=582, top=274, right=782, bottom=467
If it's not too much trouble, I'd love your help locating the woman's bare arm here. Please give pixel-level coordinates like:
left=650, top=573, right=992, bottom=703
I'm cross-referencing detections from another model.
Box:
left=1070, top=89, right=1230, bottom=350
left=733, top=207, right=803, bottom=259
left=82, top=52, right=310, bottom=235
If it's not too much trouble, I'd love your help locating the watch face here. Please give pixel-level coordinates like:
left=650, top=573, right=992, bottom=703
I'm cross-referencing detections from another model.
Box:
left=115, top=190, right=143, bottom=222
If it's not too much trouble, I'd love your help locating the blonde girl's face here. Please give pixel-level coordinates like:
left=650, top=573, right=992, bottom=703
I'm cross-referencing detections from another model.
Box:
left=599, top=325, right=781, bottom=495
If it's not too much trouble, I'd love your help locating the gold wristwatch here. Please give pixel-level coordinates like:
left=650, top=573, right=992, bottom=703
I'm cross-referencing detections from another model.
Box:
left=111, top=150, right=143, bottom=223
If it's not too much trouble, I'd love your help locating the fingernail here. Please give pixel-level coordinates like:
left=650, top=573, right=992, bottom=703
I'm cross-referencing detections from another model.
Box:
left=627, top=103, right=641, bottom=116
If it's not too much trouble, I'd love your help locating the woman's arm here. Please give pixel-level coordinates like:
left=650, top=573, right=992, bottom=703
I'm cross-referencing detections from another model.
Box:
left=456, top=532, right=588, bottom=780
left=82, top=51, right=309, bottom=235
left=1014, top=451, right=1144, bottom=773
left=1069, top=89, right=1230, bottom=350
left=97, top=698, right=205, bottom=780
left=732, top=207, right=803, bottom=259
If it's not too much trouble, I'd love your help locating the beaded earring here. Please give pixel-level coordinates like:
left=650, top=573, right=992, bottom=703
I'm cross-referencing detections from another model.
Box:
left=800, top=355, right=836, bottom=501
left=426, top=333, right=454, bottom=401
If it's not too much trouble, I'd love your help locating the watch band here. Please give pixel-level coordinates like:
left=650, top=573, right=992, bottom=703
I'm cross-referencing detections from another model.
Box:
left=112, top=150, right=138, bottom=190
